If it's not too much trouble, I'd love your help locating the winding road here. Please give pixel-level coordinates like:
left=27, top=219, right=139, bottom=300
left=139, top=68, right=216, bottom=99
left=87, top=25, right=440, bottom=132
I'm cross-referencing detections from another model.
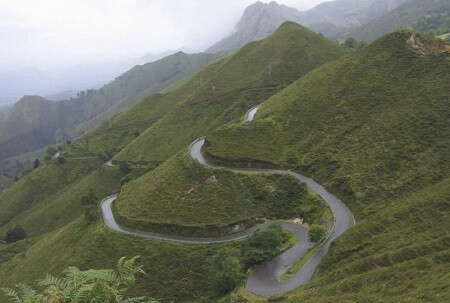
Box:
left=101, top=105, right=355, bottom=297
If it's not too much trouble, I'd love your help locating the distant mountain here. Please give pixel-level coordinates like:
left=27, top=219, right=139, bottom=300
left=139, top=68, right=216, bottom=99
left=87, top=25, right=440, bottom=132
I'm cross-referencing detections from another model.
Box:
left=206, top=0, right=408, bottom=53
left=351, top=0, right=450, bottom=42
left=0, top=52, right=218, bottom=161
left=0, top=61, right=134, bottom=106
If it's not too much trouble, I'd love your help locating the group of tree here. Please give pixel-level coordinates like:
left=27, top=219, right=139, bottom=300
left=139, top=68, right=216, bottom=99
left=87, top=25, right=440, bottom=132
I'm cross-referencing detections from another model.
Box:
left=2, top=256, right=159, bottom=303
left=212, top=222, right=328, bottom=295
left=342, top=37, right=367, bottom=51
left=81, top=189, right=99, bottom=223
left=212, top=224, right=285, bottom=295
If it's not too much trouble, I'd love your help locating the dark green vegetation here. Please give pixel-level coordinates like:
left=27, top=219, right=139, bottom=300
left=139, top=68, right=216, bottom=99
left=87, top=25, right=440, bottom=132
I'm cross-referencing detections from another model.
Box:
left=351, top=0, right=450, bottom=42
left=206, top=31, right=450, bottom=302
left=212, top=225, right=288, bottom=295
left=116, top=22, right=343, bottom=163
left=3, top=256, right=159, bottom=303
left=0, top=52, right=217, bottom=161
left=307, top=225, right=326, bottom=243
left=114, top=151, right=326, bottom=237
left=0, top=22, right=338, bottom=302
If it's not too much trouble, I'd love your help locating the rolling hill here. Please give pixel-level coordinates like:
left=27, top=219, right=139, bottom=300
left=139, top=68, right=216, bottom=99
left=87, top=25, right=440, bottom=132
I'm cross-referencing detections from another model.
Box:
left=115, top=22, right=343, bottom=164
left=351, top=0, right=450, bottom=42
left=0, top=21, right=343, bottom=303
left=0, top=52, right=218, bottom=162
left=205, top=30, right=450, bottom=302
left=0, top=14, right=448, bottom=302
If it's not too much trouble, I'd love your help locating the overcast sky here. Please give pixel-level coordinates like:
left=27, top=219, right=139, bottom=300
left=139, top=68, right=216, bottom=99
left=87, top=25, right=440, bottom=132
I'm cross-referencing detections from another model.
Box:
left=1, top=0, right=327, bottom=71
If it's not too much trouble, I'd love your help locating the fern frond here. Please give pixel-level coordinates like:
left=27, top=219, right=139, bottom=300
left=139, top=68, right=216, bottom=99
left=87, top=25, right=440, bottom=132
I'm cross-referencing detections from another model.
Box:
left=1, top=287, right=22, bottom=303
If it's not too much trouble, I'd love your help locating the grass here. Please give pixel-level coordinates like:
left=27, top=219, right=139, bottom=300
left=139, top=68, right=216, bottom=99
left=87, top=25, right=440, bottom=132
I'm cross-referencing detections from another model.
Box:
left=204, top=31, right=450, bottom=302
left=113, top=150, right=328, bottom=237
left=115, top=22, right=343, bottom=163
left=279, top=246, right=319, bottom=282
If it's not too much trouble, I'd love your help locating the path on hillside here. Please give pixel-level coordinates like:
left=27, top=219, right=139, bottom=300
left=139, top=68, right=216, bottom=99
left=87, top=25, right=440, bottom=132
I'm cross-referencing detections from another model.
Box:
left=101, top=105, right=354, bottom=297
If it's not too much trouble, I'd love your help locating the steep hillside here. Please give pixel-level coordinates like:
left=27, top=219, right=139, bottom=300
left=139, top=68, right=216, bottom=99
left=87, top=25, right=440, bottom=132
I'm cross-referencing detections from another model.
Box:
left=113, top=150, right=328, bottom=237
left=351, top=0, right=450, bottom=42
left=206, top=0, right=408, bottom=53
left=116, top=22, right=343, bottom=164
left=0, top=22, right=342, bottom=303
left=0, top=52, right=217, bottom=161
left=205, top=31, right=450, bottom=302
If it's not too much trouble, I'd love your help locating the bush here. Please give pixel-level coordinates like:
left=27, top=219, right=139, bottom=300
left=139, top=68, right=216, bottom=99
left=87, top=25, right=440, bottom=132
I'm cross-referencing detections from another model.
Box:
left=46, top=147, right=57, bottom=155
left=212, top=249, right=244, bottom=296
left=81, top=189, right=98, bottom=206
left=241, top=224, right=284, bottom=267
left=33, top=159, right=40, bottom=169
left=57, top=156, right=66, bottom=163
left=4, top=226, right=27, bottom=243
left=119, top=162, right=131, bottom=175
left=308, top=224, right=326, bottom=243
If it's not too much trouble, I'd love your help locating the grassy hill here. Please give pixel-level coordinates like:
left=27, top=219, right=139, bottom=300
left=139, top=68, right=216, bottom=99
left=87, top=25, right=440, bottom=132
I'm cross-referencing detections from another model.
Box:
left=115, top=22, right=343, bottom=164
left=205, top=31, right=450, bottom=302
left=113, top=150, right=329, bottom=237
left=0, top=52, right=218, bottom=162
left=351, top=0, right=450, bottom=42
left=0, top=22, right=342, bottom=302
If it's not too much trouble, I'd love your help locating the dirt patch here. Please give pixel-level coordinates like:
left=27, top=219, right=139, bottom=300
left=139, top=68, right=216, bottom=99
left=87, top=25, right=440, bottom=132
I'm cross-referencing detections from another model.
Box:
left=407, top=33, right=450, bottom=55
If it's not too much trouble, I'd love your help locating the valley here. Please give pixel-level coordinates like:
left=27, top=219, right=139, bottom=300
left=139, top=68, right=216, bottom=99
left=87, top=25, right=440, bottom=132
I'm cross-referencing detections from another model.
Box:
left=0, top=1, right=449, bottom=303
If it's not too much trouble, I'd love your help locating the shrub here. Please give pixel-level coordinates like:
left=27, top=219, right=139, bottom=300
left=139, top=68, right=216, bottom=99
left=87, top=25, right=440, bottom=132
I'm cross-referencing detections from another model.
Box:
left=33, top=159, right=40, bottom=169
left=241, top=224, right=284, bottom=267
left=46, top=147, right=57, bottom=155
left=212, top=249, right=244, bottom=295
left=119, top=162, right=131, bottom=175
left=308, top=224, right=326, bottom=243
left=4, top=226, right=27, bottom=243
left=81, top=189, right=98, bottom=206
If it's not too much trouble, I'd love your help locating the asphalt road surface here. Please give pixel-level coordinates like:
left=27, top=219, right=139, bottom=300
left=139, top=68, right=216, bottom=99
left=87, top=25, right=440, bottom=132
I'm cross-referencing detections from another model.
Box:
left=101, top=105, right=355, bottom=297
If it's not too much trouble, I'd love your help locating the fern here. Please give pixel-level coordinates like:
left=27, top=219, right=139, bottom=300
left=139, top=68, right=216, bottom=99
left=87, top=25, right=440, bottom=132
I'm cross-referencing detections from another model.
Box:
left=3, top=256, right=159, bottom=303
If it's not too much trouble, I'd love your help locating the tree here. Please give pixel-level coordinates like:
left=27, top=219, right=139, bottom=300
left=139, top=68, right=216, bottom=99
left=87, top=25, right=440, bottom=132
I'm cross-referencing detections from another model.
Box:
left=343, top=37, right=367, bottom=51
left=344, top=37, right=357, bottom=49
left=119, top=162, right=131, bottom=175
left=2, top=256, right=159, bottom=303
left=241, top=224, right=284, bottom=267
left=4, top=226, right=27, bottom=243
left=308, top=224, right=326, bottom=243
left=57, top=156, right=66, bottom=163
left=212, top=249, right=244, bottom=295
left=81, top=189, right=98, bottom=206
left=33, top=159, right=40, bottom=169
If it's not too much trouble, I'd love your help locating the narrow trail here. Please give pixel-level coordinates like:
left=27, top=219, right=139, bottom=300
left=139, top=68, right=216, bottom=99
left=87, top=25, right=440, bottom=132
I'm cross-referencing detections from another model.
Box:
left=100, top=105, right=355, bottom=297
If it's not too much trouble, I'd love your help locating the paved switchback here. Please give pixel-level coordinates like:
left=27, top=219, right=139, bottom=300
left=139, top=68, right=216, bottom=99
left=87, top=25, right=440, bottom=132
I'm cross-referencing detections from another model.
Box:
left=101, top=105, right=354, bottom=297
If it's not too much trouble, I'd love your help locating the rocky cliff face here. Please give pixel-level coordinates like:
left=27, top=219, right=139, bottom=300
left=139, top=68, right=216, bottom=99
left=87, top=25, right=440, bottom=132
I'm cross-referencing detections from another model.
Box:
left=206, top=0, right=409, bottom=54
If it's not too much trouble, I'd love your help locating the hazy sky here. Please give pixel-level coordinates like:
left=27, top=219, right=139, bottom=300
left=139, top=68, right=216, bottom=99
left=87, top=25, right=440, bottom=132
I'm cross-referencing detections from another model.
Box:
left=1, top=0, right=327, bottom=71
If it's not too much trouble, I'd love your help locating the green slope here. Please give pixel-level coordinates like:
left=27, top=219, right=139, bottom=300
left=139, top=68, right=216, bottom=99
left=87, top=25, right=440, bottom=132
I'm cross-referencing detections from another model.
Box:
left=113, top=150, right=329, bottom=237
left=351, top=0, right=450, bottom=42
left=205, top=31, right=450, bottom=301
left=0, top=22, right=342, bottom=302
left=0, top=52, right=218, bottom=161
left=115, top=22, right=343, bottom=164
left=0, top=218, right=229, bottom=302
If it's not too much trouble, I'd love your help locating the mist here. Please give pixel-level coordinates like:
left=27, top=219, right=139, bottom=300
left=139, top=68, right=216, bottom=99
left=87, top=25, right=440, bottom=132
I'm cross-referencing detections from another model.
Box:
left=0, top=0, right=328, bottom=104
